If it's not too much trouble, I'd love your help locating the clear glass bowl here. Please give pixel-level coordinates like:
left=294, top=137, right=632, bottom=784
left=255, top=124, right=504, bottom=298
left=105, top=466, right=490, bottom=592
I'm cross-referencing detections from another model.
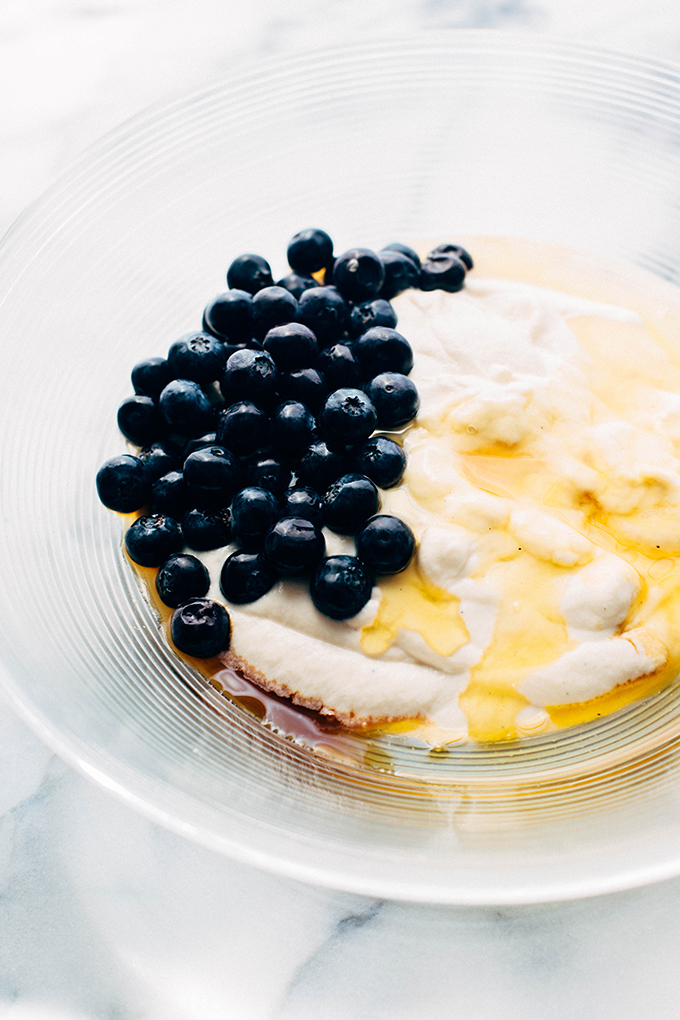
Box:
left=2, top=32, right=680, bottom=904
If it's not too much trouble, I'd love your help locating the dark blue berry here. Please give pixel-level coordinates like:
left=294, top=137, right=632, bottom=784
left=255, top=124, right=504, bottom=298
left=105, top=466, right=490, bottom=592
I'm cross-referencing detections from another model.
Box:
left=271, top=400, right=316, bottom=456
left=277, top=367, right=326, bottom=412
left=296, top=440, right=347, bottom=491
left=202, top=289, right=252, bottom=340
left=250, top=286, right=298, bottom=339
left=356, top=515, right=415, bottom=574
left=131, top=357, right=173, bottom=400
left=354, top=436, right=406, bottom=489
left=298, top=286, right=349, bottom=345
left=378, top=250, right=420, bottom=299
left=262, top=322, right=318, bottom=370
left=231, top=486, right=280, bottom=549
left=181, top=507, right=232, bottom=551
left=183, top=433, right=217, bottom=459
left=221, top=349, right=278, bottom=403
left=156, top=553, right=210, bottom=608
left=315, top=343, right=361, bottom=390
left=354, top=326, right=413, bottom=377
left=158, top=379, right=214, bottom=436
left=220, top=551, right=278, bottom=604
left=323, top=473, right=380, bottom=534
left=349, top=298, right=397, bottom=337
left=117, top=395, right=166, bottom=446
left=150, top=470, right=190, bottom=519
left=170, top=598, right=231, bottom=657
left=332, top=248, right=385, bottom=303
left=124, top=513, right=183, bottom=567
left=276, top=273, right=319, bottom=300
left=420, top=253, right=466, bottom=293
left=167, top=332, right=227, bottom=384
left=310, top=555, right=373, bottom=620
left=279, top=486, right=323, bottom=526
left=264, top=517, right=325, bottom=574
left=216, top=400, right=269, bottom=457
left=96, top=455, right=152, bottom=513
left=428, top=242, right=473, bottom=271
left=140, top=440, right=181, bottom=480
left=320, top=388, right=377, bottom=447
left=287, top=228, right=334, bottom=274
left=245, top=454, right=291, bottom=496
left=184, top=446, right=242, bottom=500
left=365, top=372, right=419, bottom=428
left=381, top=242, right=421, bottom=270
left=226, top=254, right=273, bottom=295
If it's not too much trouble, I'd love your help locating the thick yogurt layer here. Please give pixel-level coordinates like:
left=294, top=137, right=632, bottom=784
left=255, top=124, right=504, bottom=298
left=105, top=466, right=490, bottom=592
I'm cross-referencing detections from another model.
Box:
left=195, top=240, right=680, bottom=743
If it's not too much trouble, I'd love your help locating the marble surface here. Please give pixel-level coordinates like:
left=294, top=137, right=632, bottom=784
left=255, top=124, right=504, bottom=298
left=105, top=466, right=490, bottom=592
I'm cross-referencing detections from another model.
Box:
left=4, top=2, right=680, bottom=1017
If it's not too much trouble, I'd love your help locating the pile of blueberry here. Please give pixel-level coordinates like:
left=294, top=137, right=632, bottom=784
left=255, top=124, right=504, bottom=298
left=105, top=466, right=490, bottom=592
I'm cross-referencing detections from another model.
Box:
left=96, top=229, right=473, bottom=657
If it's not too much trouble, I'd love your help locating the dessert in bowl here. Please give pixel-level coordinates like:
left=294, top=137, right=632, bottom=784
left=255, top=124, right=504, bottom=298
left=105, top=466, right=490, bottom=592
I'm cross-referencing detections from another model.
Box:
left=4, top=36, right=680, bottom=902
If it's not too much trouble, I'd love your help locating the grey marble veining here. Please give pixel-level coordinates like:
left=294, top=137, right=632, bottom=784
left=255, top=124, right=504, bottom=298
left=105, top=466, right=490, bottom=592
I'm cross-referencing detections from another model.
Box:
left=4, top=1, right=680, bottom=1017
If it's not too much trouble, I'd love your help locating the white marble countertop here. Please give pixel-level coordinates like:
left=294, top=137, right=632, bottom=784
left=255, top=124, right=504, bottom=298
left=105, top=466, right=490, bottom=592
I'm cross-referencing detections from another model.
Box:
left=4, top=2, right=680, bottom=1018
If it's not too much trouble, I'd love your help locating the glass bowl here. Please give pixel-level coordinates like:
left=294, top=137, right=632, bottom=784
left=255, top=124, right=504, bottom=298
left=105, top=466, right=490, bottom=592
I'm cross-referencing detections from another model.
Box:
left=2, top=32, right=680, bottom=904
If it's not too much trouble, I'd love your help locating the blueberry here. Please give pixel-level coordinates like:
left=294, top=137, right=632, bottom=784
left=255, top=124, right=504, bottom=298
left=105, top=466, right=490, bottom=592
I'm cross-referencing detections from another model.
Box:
left=167, top=332, right=227, bottom=384
left=131, top=357, right=173, bottom=400
left=230, top=486, right=280, bottom=549
left=287, top=228, right=334, bottom=274
left=378, top=250, right=420, bottom=299
left=96, top=454, right=152, bottom=513
left=226, top=254, right=273, bottom=295
left=381, top=242, right=421, bottom=270
left=354, top=436, right=406, bottom=489
left=420, top=253, right=466, bottom=293
left=181, top=507, right=232, bottom=551
left=156, top=553, right=210, bottom=608
left=170, top=598, right=231, bottom=657
left=310, top=555, right=373, bottom=620
left=277, top=367, right=326, bottom=412
left=271, top=400, right=316, bottom=456
left=279, top=486, right=323, bottom=526
left=262, top=322, right=318, bottom=371
left=323, top=473, right=380, bottom=534
left=245, top=453, right=291, bottom=496
left=158, top=379, right=214, bottom=436
left=124, top=513, right=183, bottom=567
left=221, top=349, right=278, bottom=404
left=216, top=400, right=269, bottom=457
left=428, top=242, right=473, bottom=271
left=296, top=440, right=347, bottom=491
left=140, top=440, right=181, bottom=481
left=356, top=515, right=415, bottom=574
left=332, top=248, right=385, bottom=303
left=150, top=470, right=190, bottom=519
left=298, top=287, right=349, bottom=345
left=202, top=289, right=252, bottom=340
left=184, top=445, right=242, bottom=500
left=276, top=272, right=319, bottom=300
left=117, top=395, right=166, bottom=446
left=349, top=298, right=397, bottom=337
left=320, top=388, right=377, bottom=447
left=264, top=517, right=325, bottom=574
left=354, top=326, right=414, bottom=378
left=315, top=343, right=361, bottom=390
left=365, top=372, right=420, bottom=428
left=183, top=432, right=218, bottom=459
left=220, top=551, right=278, bottom=604
left=250, top=286, right=299, bottom=339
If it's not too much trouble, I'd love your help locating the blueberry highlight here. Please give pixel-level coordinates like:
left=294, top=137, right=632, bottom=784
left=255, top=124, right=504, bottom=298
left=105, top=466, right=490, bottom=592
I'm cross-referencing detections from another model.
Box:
left=356, top=515, right=415, bottom=574
left=156, top=553, right=210, bottom=608
left=170, top=598, right=231, bottom=657
left=310, top=555, right=374, bottom=620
